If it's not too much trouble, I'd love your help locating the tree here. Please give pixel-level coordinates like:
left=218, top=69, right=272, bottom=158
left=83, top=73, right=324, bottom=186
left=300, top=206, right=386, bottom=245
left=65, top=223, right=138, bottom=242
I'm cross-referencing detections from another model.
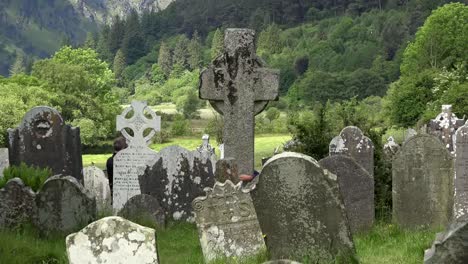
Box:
left=9, top=52, right=26, bottom=76
left=113, top=49, right=126, bottom=83
left=173, top=35, right=190, bottom=69
left=188, top=31, right=202, bottom=70
left=84, top=32, right=96, bottom=49
left=158, top=42, right=172, bottom=77
left=122, top=10, right=146, bottom=65
left=211, top=28, right=224, bottom=60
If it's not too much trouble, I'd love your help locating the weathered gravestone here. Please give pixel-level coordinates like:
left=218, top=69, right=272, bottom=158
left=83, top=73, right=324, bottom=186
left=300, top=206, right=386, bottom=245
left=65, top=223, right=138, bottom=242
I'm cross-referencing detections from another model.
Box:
left=193, top=180, right=265, bottom=261
left=424, top=221, right=468, bottom=264
left=118, top=194, right=166, bottom=227
left=0, top=178, right=36, bottom=228
left=383, top=136, right=400, bottom=159
left=427, top=105, right=465, bottom=152
left=113, top=101, right=160, bottom=211
left=0, top=148, right=9, bottom=178
left=35, top=175, right=96, bottom=234
left=8, top=106, right=82, bottom=181
left=319, top=155, right=374, bottom=233
left=66, top=216, right=159, bottom=264
left=199, top=28, right=279, bottom=175
left=139, top=145, right=216, bottom=221
left=393, top=134, right=454, bottom=228
left=252, top=152, right=355, bottom=262
left=83, top=166, right=111, bottom=212
left=329, top=126, right=374, bottom=177
left=454, top=121, right=468, bottom=221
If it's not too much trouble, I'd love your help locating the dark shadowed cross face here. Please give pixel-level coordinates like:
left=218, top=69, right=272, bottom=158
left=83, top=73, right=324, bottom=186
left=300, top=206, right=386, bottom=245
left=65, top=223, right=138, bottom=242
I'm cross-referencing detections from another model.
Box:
left=199, top=29, right=280, bottom=175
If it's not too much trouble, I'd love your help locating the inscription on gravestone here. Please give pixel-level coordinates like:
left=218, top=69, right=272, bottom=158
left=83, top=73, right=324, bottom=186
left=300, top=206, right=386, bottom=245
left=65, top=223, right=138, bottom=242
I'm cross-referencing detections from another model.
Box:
left=193, top=180, right=265, bottom=262
left=454, top=121, right=468, bottom=221
left=199, top=28, right=279, bottom=175
left=113, top=101, right=160, bottom=211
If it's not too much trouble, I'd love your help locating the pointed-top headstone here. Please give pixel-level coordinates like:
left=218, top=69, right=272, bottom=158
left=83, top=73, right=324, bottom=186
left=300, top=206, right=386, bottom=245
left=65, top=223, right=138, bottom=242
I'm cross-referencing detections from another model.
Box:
left=427, top=105, right=465, bottom=152
left=199, top=28, right=280, bottom=175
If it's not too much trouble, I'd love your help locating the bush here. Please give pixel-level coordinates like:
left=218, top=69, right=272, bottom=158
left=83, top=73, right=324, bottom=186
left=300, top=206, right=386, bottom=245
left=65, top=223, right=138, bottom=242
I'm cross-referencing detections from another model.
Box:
left=265, top=107, right=280, bottom=121
left=204, top=114, right=224, bottom=144
left=0, top=163, right=52, bottom=191
left=170, top=115, right=191, bottom=136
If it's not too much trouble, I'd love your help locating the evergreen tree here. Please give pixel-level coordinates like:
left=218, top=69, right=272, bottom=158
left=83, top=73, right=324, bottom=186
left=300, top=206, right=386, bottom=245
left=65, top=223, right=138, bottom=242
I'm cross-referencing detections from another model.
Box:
left=84, top=32, right=96, bottom=49
left=173, top=35, right=190, bottom=69
left=188, top=31, right=202, bottom=70
left=158, top=42, right=172, bottom=77
left=96, top=25, right=113, bottom=62
left=113, top=49, right=126, bottom=83
left=122, top=10, right=146, bottom=65
left=9, top=52, right=26, bottom=76
left=108, top=15, right=125, bottom=55
left=211, top=28, right=224, bottom=60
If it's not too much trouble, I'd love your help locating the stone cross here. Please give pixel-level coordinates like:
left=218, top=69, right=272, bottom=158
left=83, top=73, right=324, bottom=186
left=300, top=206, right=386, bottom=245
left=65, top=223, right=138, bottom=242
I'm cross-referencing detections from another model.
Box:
left=199, top=28, right=279, bottom=175
left=427, top=105, right=465, bottom=152
left=196, top=134, right=214, bottom=155
left=117, top=101, right=161, bottom=146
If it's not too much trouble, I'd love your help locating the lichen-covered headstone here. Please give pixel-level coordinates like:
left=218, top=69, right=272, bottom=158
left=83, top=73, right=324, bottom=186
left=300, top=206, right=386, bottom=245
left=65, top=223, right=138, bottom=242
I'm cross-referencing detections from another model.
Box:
left=319, top=155, right=374, bottom=233
left=35, top=175, right=96, bottom=234
left=83, top=166, right=111, bottom=212
left=199, top=28, right=279, bottom=176
left=8, top=106, right=83, bottom=181
left=113, top=101, right=160, bottom=211
left=193, top=180, right=265, bottom=262
left=427, top=105, right=465, bottom=152
left=66, top=216, right=159, bottom=264
left=0, top=178, right=36, bottom=228
left=329, top=126, right=374, bottom=177
left=424, top=221, right=468, bottom=264
left=252, top=152, right=355, bottom=262
left=118, top=194, right=165, bottom=227
left=139, top=145, right=216, bottom=221
left=0, top=148, right=9, bottom=178
left=454, top=121, right=468, bottom=221
left=393, top=134, right=454, bottom=228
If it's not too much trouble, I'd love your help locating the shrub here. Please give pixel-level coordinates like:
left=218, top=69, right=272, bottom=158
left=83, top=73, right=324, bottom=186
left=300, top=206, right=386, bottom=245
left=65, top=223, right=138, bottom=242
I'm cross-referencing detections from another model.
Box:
left=0, top=163, right=52, bottom=191
left=170, top=115, right=191, bottom=136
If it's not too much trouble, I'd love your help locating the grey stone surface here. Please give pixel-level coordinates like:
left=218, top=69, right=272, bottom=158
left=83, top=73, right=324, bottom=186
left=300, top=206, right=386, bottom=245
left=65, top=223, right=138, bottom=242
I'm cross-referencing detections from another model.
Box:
left=66, top=216, right=159, bottom=264
left=427, top=105, right=465, bottom=152
left=196, top=134, right=215, bottom=155
left=35, top=175, right=96, bottom=234
left=199, top=28, right=279, bottom=176
left=424, top=221, right=468, bottom=264
left=139, top=145, right=216, bottom=222
left=8, top=106, right=83, bottom=181
left=454, top=121, right=468, bottom=221
left=383, top=136, right=400, bottom=159
left=83, top=166, right=111, bottom=212
left=0, top=148, right=9, bottom=178
left=404, top=128, right=417, bottom=142
left=393, top=134, right=454, bottom=228
left=113, top=101, right=160, bottom=211
left=252, top=152, right=355, bottom=262
left=193, top=180, right=265, bottom=262
left=319, top=155, right=374, bottom=233
left=0, top=178, right=36, bottom=228
left=118, top=194, right=165, bottom=227
left=215, top=158, right=239, bottom=184
left=329, top=126, right=374, bottom=177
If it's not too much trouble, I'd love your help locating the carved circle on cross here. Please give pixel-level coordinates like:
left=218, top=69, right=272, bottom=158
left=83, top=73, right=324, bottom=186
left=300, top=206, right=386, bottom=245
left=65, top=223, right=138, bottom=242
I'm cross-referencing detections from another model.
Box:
left=118, top=102, right=160, bottom=145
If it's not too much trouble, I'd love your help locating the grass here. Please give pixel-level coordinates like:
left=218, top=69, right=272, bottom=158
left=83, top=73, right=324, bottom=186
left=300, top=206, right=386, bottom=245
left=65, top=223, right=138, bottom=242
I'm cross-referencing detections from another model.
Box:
left=0, top=222, right=438, bottom=264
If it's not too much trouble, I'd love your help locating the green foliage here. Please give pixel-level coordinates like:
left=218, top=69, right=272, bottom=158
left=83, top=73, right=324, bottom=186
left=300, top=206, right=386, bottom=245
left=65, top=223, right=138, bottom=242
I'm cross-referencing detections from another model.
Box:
left=211, top=28, right=224, bottom=60
left=188, top=31, right=203, bottom=70
left=174, top=87, right=202, bottom=119
left=265, top=107, right=280, bottom=121
left=113, top=49, right=126, bottom=83
left=204, top=114, right=224, bottom=144
left=158, top=42, right=173, bottom=77
left=173, top=35, right=190, bottom=69
left=9, top=52, right=26, bottom=77
left=170, top=115, right=191, bottom=136
left=0, top=163, right=52, bottom=192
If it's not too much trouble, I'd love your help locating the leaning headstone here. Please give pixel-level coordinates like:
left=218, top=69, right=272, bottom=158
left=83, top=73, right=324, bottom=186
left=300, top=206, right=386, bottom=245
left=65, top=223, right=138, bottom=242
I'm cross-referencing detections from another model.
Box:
left=200, top=28, right=279, bottom=175
left=113, top=101, right=160, bottom=211
left=0, top=178, right=36, bottom=228
left=66, top=216, right=159, bottom=264
left=8, top=106, right=82, bottom=181
left=427, top=105, right=465, bottom=152
left=393, top=134, right=454, bottom=228
left=252, top=152, right=355, bottom=262
left=118, top=194, right=166, bottom=227
left=319, top=155, right=374, bottom=233
left=454, top=121, right=468, bottom=221
left=329, top=126, right=374, bottom=177
left=139, top=145, right=216, bottom=221
left=83, top=166, right=111, bottom=212
left=383, top=136, right=400, bottom=159
left=193, top=180, right=265, bottom=262
left=424, top=221, right=468, bottom=264
left=0, top=148, right=9, bottom=178
left=35, top=175, right=96, bottom=234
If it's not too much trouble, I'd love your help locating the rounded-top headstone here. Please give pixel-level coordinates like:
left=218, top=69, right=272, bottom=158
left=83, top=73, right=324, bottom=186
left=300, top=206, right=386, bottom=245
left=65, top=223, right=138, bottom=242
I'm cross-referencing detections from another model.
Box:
left=118, top=194, right=165, bottom=227
left=252, top=152, right=355, bottom=262
left=0, top=178, right=36, bottom=228
left=83, top=166, right=111, bottom=212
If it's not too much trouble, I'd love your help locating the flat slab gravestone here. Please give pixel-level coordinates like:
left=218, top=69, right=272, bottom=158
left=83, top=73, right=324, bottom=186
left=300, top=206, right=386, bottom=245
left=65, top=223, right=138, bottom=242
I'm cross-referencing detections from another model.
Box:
left=118, top=194, right=166, bottom=227
left=424, top=221, right=468, bottom=264
left=393, top=134, right=454, bottom=228
left=83, top=166, right=111, bottom=212
left=0, top=148, right=9, bottom=178
left=193, top=180, right=266, bottom=262
left=113, top=101, right=160, bottom=211
left=0, top=178, right=36, bottom=228
left=35, top=175, right=96, bottom=234
left=319, top=155, right=374, bottom=233
left=66, top=216, right=159, bottom=264
left=139, top=145, right=216, bottom=221
left=329, top=126, right=374, bottom=177
left=252, top=152, right=355, bottom=262
left=454, top=121, right=468, bottom=221
left=427, top=105, right=465, bottom=152
left=8, top=106, right=83, bottom=181
left=199, top=28, right=279, bottom=175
